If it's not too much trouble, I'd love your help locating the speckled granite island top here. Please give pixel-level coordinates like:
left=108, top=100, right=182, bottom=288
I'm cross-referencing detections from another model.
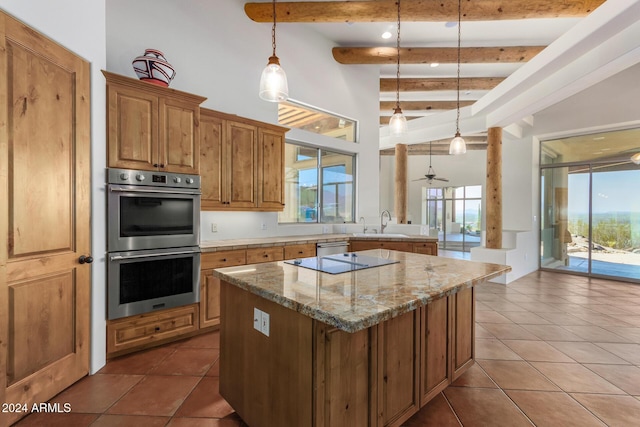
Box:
left=213, top=249, right=511, bottom=333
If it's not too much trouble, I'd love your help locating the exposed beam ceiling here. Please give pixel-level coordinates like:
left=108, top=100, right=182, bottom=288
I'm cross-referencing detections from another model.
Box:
left=333, top=46, right=545, bottom=65
left=380, top=77, right=504, bottom=92
left=380, top=138, right=488, bottom=156
left=245, top=1, right=604, bottom=23
left=380, top=100, right=474, bottom=112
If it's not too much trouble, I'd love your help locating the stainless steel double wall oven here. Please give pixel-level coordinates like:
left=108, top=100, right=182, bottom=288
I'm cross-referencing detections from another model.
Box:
left=107, top=168, right=201, bottom=319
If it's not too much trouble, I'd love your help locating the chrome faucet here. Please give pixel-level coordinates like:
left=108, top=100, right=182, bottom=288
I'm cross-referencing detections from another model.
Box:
left=359, top=216, right=367, bottom=233
left=380, top=210, right=391, bottom=234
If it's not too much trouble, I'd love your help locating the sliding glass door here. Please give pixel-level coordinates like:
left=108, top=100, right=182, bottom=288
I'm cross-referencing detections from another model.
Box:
left=540, top=128, right=640, bottom=282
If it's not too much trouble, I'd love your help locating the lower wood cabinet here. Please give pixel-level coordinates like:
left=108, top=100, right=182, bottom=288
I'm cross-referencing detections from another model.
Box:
left=284, top=243, right=317, bottom=259
left=106, top=304, right=199, bottom=358
left=200, top=250, right=247, bottom=330
left=220, top=282, right=475, bottom=427
left=350, top=239, right=438, bottom=256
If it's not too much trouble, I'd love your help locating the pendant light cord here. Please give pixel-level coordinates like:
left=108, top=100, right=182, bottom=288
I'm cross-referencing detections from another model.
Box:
left=455, top=0, right=461, bottom=135
left=271, top=0, right=277, bottom=57
left=395, top=0, right=401, bottom=109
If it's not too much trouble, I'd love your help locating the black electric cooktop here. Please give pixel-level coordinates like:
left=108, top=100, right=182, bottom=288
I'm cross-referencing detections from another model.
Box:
left=284, top=253, right=399, bottom=274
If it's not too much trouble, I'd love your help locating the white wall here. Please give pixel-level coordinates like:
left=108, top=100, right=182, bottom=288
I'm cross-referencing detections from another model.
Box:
left=0, top=0, right=108, bottom=373
left=106, top=0, right=381, bottom=241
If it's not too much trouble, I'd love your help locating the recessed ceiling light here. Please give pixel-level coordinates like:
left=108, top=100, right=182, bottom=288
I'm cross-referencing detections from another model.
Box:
left=430, top=63, right=439, bottom=68
left=381, top=31, right=392, bottom=39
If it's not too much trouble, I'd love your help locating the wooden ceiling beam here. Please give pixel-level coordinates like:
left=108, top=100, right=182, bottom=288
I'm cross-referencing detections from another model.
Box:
left=245, top=1, right=605, bottom=23
left=380, top=100, right=474, bottom=112
left=380, top=77, right=505, bottom=92
left=333, top=46, right=545, bottom=65
left=380, top=138, right=488, bottom=155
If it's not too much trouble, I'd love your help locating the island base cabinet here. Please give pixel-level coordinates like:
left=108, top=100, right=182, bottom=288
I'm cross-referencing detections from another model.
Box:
left=219, top=281, right=475, bottom=427
left=220, top=282, right=313, bottom=427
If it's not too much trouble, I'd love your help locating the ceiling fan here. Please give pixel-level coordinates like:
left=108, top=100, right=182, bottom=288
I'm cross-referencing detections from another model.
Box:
left=413, top=142, right=449, bottom=184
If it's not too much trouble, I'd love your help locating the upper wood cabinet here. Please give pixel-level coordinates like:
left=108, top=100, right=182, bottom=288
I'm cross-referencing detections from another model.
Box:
left=103, top=71, right=206, bottom=174
left=200, top=108, right=287, bottom=211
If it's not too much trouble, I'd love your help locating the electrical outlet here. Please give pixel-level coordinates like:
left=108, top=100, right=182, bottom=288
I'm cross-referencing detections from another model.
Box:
left=261, top=311, right=270, bottom=337
left=211, top=223, right=218, bottom=233
left=261, top=222, right=267, bottom=230
left=253, top=308, right=261, bottom=332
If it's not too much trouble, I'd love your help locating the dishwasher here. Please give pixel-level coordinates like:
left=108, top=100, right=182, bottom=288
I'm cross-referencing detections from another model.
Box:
left=316, top=241, right=349, bottom=256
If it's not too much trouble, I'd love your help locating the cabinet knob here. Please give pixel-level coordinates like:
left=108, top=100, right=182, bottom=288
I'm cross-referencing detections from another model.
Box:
left=222, top=258, right=227, bottom=262
left=159, top=164, right=165, bottom=168
left=153, top=163, right=158, bottom=168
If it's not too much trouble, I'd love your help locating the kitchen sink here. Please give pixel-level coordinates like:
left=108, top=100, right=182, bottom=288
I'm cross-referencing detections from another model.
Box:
left=352, top=233, right=408, bottom=238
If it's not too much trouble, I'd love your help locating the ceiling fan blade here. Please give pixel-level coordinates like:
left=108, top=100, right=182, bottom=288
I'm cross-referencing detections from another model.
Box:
left=434, top=177, right=449, bottom=182
left=412, top=177, right=427, bottom=181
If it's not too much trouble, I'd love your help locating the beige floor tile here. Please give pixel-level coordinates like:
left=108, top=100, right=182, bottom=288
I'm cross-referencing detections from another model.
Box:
left=561, top=325, right=631, bottom=343
left=443, top=387, right=532, bottom=427
left=594, top=342, right=640, bottom=364
left=584, top=364, right=640, bottom=395
left=475, top=338, right=523, bottom=360
left=475, top=310, right=514, bottom=323
left=499, top=311, right=551, bottom=325
left=478, top=323, right=540, bottom=340
left=404, top=393, right=461, bottom=426
left=571, top=393, right=640, bottom=426
left=520, top=324, right=585, bottom=341
left=547, top=341, right=629, bottom=364
left=477, top=360, right=559, bottom=391
left=531, top=362, right=625, bottom=394
left=502, top=340, right=575, bottom=363
left=451, top=363, right=497, bottom=388
left=505, top=390, right=606, bottom=427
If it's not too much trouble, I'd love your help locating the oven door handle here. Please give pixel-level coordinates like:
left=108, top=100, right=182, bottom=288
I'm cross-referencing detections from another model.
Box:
left=109, top=186, right=201, bottom=196
left=110, top=250, right=199, bottom=261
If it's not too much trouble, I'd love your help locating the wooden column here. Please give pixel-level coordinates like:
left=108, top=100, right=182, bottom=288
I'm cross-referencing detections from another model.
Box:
left=395, top=144, right=408, bottom=224
left=486, top=127, right=502, bottom=249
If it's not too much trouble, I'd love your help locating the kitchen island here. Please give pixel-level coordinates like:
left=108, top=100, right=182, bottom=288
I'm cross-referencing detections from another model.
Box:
left=213, top=250, right=510, bottom=427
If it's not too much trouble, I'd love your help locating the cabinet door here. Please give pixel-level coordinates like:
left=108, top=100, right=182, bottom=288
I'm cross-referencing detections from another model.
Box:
left=1, top=12, right=91, bottom=425
left=413, top=242, right=438, bottom=256
left=200, top=109, right=225, bottom=209
left=420, top=297, right=451, bottom=405
left=159, top=96, right=200, bottom=174
left=107, top=84, right=159, bottom=171
left=258, top=128, right=285, bottom=210
left=376, top=310, right=420, bottom=427
left=227, top=121, right=257, bottom=208
left=452, top=287, right=475, bottom=380
left=200, top=270, right=221, bottom=329
left=284, top=243, right=316, bottom=259
left=350, top=241, right=378, bottom=252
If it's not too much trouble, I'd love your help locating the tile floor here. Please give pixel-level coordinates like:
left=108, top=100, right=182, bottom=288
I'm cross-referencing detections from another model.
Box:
left=14, top=270, right=640, bottom=426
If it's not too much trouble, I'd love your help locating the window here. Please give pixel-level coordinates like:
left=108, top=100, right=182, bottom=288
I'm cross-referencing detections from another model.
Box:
left=278, top=99, right=358, bottom=142
left=279, top=143, right=355, bottom=223
left=423, top=185, right=482, bottom=252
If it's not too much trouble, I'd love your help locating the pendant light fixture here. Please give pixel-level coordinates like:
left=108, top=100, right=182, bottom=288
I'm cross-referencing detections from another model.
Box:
left=449, top=0, right=466, bottom=155
left=259, top=0, right=289, bottom=102
left=389, top=0, right=408, bottom=137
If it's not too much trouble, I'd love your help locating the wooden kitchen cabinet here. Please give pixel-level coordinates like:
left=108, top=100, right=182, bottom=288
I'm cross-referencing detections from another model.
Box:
left=246, top=246, right=284, bottom=264
left=452, top=287, right=475, bottom=380
left=419, top=296, right=451, bottom=405
left=200, top=108, right=287, bottom=211
left=284, top=243, right=316, bottom=259
left=200, top=250, right=247, bottom=330
left=106, top=304, right=199, bottom=358
left=413, top=241, right=438, bottom=256
left=350, top=240, right=414, bottom=252
left=103, top=71, right=206, bottom=174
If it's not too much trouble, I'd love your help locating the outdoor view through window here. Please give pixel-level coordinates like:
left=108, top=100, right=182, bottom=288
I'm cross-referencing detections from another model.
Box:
left=540, top=128, right=640, bottom=282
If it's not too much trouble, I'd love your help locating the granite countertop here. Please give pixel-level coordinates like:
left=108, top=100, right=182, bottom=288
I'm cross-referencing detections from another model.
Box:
left=200, top=233, right=438, bottom=252
left=213, top=249, right=511, bottom=333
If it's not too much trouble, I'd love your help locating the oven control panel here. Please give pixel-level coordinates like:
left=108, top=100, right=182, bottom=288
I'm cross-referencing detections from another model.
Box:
left=108, top=168, right=200, bottom=189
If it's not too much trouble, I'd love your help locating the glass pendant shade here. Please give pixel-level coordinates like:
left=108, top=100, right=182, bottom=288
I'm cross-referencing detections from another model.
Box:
left=259, top=55, right=288, bottom=102
left=631, top=152, right=640, bottom=165
left=449, top=132, right=467, bottom=155
left=389, top=107, right=408, bottom=137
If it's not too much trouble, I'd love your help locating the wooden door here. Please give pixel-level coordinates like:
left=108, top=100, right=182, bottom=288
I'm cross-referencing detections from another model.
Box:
left=258, top=127, right=285, bottom=210
left=106, top=83, right=159, bottom=171
left=0, top=12, right=91, bottom=426
left=200, top=109, right=225, bottom=209
left=226, top=121, right=257, bottom=208
left=159, top=96, right=200, bottom=174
